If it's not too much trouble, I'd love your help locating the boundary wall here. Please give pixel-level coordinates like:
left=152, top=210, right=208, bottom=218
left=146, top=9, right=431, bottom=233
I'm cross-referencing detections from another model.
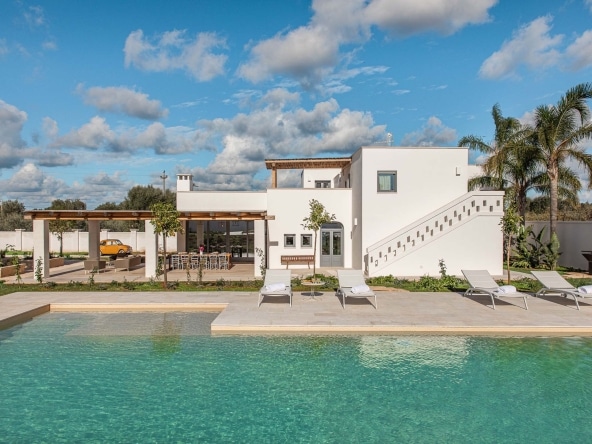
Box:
left=0, top=230, right=178, bottom=254
left=526, top=221, right=592, bottom=272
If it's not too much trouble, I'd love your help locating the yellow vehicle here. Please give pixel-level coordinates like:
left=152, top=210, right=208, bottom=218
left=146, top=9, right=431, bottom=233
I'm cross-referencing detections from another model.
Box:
left=99, top=239, right=132, bottom=256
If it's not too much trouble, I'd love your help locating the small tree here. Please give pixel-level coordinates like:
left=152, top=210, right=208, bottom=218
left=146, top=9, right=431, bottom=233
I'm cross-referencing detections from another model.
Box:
left=500, top=205, right=522, bottom=284
left=47, top=199, right=87, bottom=256
left=150, top=202, right=183, bottom=289
left=302, top=199, right=335, bottom=278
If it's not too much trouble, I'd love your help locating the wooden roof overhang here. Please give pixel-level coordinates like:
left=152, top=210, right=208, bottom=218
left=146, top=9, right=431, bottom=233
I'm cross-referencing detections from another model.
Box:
left=24, top=210, right=273, bottom=221
left=265, top=157, right=351, bottom=170
left=265, top=157, right=351, bottom=188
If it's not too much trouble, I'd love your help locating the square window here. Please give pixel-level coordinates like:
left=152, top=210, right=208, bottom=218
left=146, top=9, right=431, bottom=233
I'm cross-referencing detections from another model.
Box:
left=284, top=234, right=296, bottom=247
left=301, top=234, right=312, bottom=248
left=377, top=171, right=397, bottom=192
left=315, top=180, right=331, bottom=188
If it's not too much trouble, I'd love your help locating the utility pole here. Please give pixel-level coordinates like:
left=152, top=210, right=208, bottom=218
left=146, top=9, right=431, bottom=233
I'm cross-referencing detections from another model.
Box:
left=160, top=170, right=167, bottom=195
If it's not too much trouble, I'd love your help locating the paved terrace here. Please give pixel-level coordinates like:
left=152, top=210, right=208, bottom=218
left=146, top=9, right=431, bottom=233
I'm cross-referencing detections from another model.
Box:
left=2, top=260, right=592, bottom=335
left=3, top=286, right=592, bottom=335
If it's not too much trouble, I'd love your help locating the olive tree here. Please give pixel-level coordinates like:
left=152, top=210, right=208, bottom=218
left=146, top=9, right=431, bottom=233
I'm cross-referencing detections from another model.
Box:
left=301, top=199, right=335, bottom=278
left=150, top=202, right=183, bottom=288
left=500, top=206, right=522, bottom=284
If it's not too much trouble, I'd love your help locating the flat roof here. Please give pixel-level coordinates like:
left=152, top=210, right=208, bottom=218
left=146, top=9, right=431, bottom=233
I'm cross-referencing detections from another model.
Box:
left=265, top=157, right=351, bottom=170
left=24, top=210, right=272, bottom=221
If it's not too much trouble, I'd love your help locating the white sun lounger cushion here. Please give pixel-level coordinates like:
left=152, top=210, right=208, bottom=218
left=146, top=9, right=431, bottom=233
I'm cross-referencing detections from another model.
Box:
left=495, top=285, right=517, bottom=294
left=351, top=284, right=371, bottom=294
left=577, top=285, right=592, bottom=294
left=265, top=282, right=286, bottom=292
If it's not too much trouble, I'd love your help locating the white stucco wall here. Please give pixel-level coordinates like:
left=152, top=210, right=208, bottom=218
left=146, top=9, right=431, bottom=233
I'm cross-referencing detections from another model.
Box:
left=356, top=146, right=469, bottom=253
left=301, top=168, right=342, bottom=188
left=176, top=191, right=267, bottom=212
left=376, top=216, right=503, bottom=277
left=0, top=230, right=177, bottom=254
left=266, top=188, right=352, bottom=270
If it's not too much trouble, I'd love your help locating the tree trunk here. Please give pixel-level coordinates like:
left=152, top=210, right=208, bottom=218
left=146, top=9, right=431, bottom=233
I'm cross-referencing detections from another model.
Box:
left=162, top=235, right=168, bottom=289
left=506, top=234, right=511, bottom=285
left=548, top=166, right=559, bottom=238
left=517, top=190, right=527, bottom=225
left=312, top=231, right=317, bottom=278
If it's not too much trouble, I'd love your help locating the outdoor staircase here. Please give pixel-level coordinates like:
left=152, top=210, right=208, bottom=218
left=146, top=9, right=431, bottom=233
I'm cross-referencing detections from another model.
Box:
left=365, top=191, right=504, bottom=276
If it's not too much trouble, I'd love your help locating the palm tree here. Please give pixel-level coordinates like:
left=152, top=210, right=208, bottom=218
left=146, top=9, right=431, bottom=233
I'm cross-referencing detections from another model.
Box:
left=532, top=83, right=592, bottom=236
left=460, top=104, right=543, bottom=221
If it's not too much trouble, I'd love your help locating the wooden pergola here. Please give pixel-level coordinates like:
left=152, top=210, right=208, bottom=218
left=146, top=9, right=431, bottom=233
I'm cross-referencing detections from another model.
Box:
left=24, top=210, right=273, bottom=280
left=24, top=210, right=273, bottom=221
left=265, top=157, right=351, bottom=188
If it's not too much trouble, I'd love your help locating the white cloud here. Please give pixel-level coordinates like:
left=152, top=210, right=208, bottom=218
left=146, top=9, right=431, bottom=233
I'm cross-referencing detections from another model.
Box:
left=53, top=116, right=199, bottom=155
left=587, top=0, right=592, bottom=13
left=0, top=39, right=8, bottom=56
left=238, top=25, right=340, bottom=86
left=0, top=100, right=30, bottom=169
left=42, top=39, right=57, bottom=51
left=36, top=150, right=74, bottom=167
left=364, top=0, right=497, bottom=37
left=42, top=117, right=58, bottom=139
left=400, top=116, right=457, bottom=146
left=23, top=5, right=46, bottom=28
left=56, top=116, right=115, bottom=150
left=0, top=163, right=135, bottom=209
left=124, top=29, right=228, bottom=81
left=239, top=0, right=495, bottom=88
left=77, top=85, right=169, bottom=120
left=566, top=29, right=592, bottom=71
left=188, top=92, right=385, bottom=189
left=479, top=16, right=563, bottom=80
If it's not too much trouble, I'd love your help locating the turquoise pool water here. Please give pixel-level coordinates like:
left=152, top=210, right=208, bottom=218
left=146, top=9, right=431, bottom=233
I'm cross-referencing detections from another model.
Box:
left=1, top=312, right=592, bottom=443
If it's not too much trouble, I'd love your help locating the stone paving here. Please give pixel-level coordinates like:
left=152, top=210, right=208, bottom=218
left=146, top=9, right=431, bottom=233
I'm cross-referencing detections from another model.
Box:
left=2, top=286, right=592, bottom=336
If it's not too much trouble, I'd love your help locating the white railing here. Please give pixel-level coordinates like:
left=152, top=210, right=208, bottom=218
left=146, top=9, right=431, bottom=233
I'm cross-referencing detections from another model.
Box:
left=365, top=191, right=504, bottom=275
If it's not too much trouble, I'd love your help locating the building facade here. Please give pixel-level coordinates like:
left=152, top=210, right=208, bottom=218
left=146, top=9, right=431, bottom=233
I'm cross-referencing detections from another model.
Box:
left=176, top=145, right=505, bottom=277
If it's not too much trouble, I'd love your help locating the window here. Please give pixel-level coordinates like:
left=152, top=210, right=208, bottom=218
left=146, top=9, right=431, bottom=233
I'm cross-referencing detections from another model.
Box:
left=284, top=234, right=296, bottom=247
left=315, top=180, right=331, bottom=188
left=301, top=234, right=312, bottom=248
left=377, top=171, right=397, bottom=192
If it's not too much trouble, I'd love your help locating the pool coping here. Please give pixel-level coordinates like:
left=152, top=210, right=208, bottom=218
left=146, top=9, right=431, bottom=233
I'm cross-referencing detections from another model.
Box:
left=4, top=291, right=592, bottom=336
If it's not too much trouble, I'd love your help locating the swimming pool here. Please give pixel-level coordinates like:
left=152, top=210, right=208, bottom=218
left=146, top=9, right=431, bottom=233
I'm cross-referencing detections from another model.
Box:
left=1, top=312, right=591, bottom=443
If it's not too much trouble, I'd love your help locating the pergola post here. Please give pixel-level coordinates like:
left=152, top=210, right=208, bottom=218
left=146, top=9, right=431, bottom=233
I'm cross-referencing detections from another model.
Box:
left=88, top=220, right=100, bottom=259
left=33, top=220, right=50, bottom=279
left=144, top=220, right=158, bottom=278
left=271, top=167, right=277, bottom=188
left=176, top=220, right=187, bottom=252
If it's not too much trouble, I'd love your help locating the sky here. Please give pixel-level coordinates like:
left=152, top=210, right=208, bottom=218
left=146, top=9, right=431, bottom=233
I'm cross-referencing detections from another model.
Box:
left=1, top=0, right=592, bottom=210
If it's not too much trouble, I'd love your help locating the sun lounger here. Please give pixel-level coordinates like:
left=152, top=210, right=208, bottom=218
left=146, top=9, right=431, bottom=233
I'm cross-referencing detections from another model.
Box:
left=337, top=269, right=377, bottom=309
left=258, top=269, right=293, bottom=307
left=462, top=270, right=528, bottom=310
left=531, top=270, right=592, bottom=310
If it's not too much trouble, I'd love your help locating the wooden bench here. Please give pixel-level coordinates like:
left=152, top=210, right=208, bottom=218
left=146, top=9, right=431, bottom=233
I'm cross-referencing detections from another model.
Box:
left=280, top=255, right=315, bottom=269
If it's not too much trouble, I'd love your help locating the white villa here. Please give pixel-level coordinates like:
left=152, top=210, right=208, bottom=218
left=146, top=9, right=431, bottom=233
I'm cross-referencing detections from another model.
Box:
left=174, top=145, right=504, bottom=278
left=24, top=145, right=504, bottom=279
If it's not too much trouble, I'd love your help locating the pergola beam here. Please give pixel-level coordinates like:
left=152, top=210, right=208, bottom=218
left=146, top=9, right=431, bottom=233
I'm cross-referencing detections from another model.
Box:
left=24, top=210, right=270, bottom=221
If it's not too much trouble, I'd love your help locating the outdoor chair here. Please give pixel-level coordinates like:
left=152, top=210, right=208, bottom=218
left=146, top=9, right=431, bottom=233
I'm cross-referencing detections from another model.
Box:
left=179, top=253, right=190, bottom=269
left=83, top=259, right=107, bottom=274
left=258, top=269, right=293, bottom=307
left=531, top=270, right=592, bottom=310
left=219, top=254, right=229, bottom=270
left=336, top=269, right=377, bottom=309
left=462, top=270, right=529, bottom=310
